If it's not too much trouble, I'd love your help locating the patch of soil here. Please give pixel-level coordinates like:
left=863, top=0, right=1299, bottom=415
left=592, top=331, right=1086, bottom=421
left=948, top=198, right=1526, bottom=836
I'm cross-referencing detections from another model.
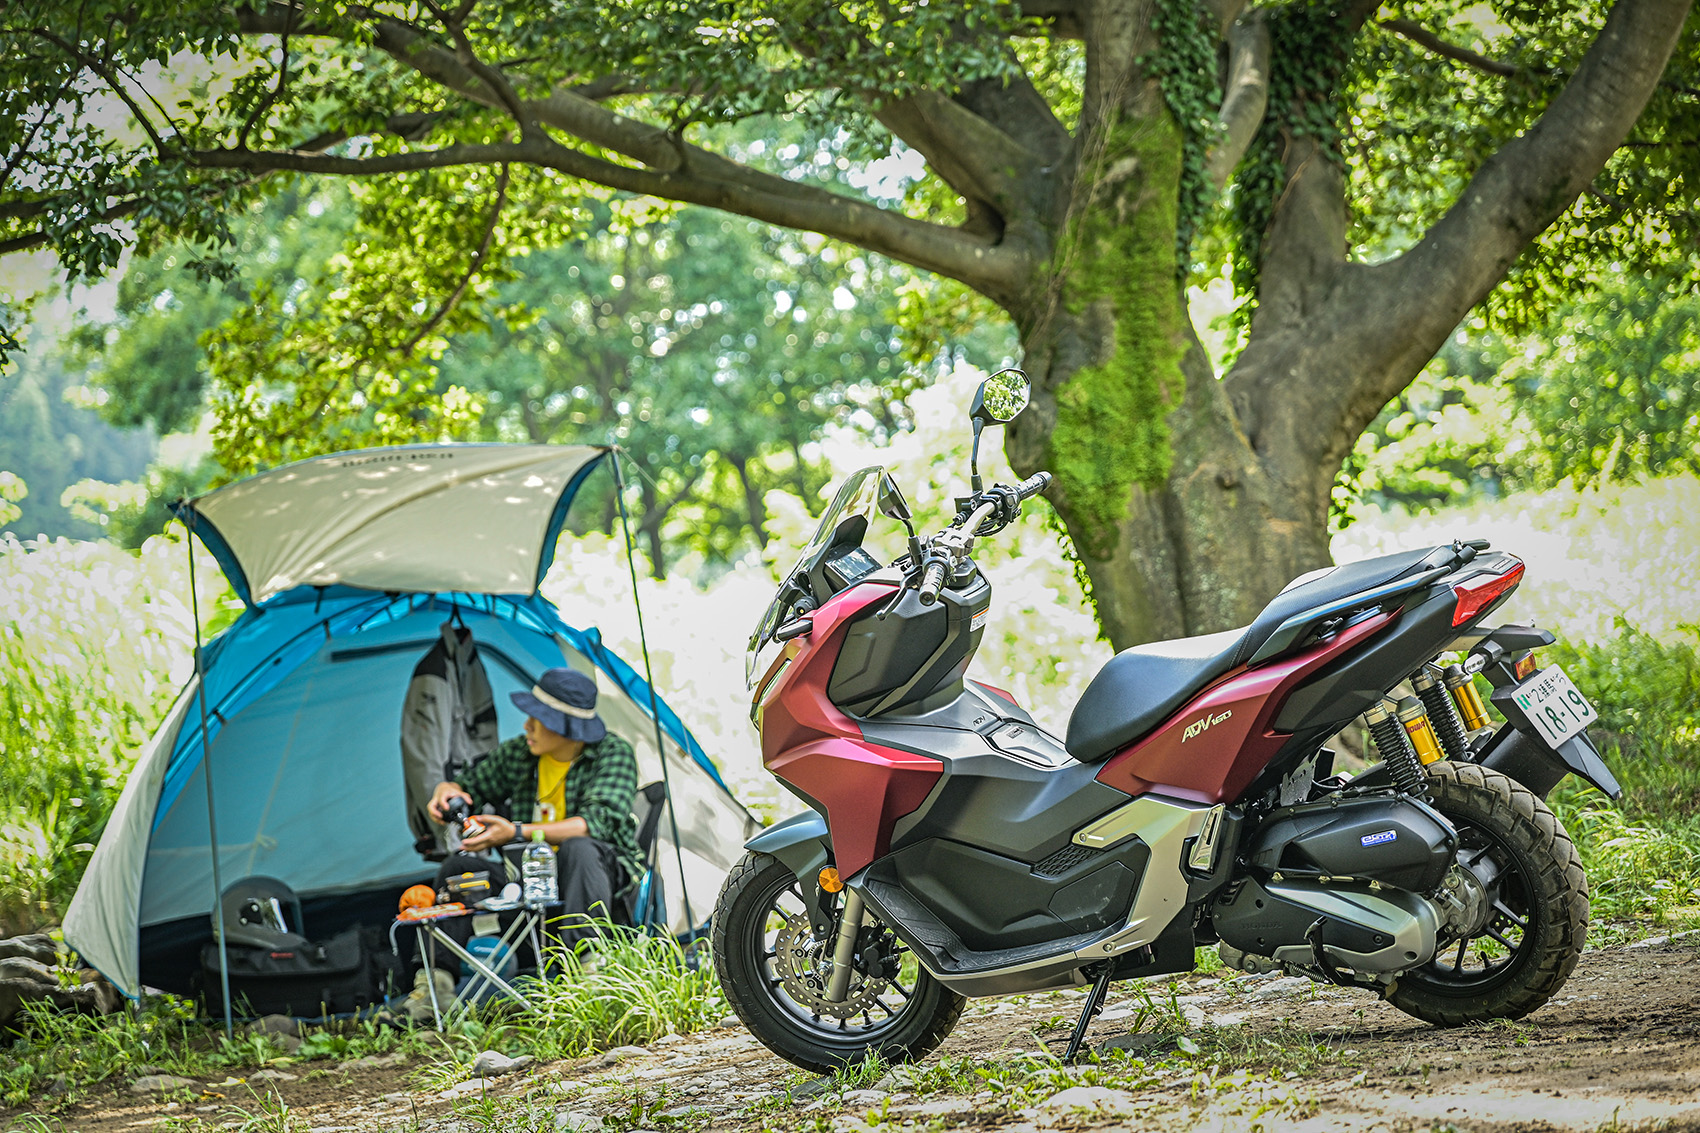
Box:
left=12, top=936, right=1700, bottom=1133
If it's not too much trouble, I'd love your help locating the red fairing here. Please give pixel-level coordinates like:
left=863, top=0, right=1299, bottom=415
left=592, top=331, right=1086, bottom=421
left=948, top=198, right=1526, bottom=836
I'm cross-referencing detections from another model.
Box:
left=1095, top=612, right=1398, bottom=803
left=758, top=582, right=944, bottom=877
left=767, top=738, right=943, bottom=877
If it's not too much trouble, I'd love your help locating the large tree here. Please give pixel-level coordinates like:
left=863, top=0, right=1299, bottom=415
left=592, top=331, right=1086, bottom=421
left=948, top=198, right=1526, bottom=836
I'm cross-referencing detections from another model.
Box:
left=2, top=1, right=1695, bottom=647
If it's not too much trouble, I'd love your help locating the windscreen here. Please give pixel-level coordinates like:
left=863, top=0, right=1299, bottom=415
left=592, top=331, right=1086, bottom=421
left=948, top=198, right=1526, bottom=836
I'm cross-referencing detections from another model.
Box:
left=745, top=466, right=884, bottom=686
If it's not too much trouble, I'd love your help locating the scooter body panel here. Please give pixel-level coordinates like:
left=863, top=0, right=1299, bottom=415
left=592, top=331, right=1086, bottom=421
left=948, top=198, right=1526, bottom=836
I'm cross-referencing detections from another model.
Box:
left=1094, top=611, right=1398, bottom=802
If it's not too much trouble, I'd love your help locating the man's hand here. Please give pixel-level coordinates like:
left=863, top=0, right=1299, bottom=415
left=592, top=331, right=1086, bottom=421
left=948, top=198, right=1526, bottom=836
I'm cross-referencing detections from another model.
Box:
left=428, top=782, right=473, bottom=821
left=460, top=815, right=520, bottom=853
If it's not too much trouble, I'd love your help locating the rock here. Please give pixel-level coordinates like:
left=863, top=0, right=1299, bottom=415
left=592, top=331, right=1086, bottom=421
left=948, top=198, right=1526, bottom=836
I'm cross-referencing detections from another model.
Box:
left=790, top=1076, right=836, bottom=1100
left=0, top=971, right=121, bottom=1030
left=593, top=1045, right=650, bottom=1067
left=470, top=1050, right=535, bottom=1077
left=244, top=1014, right=302, bottom=1038
left=841, top=1089, right=888, bottom=1106
left=0, top=956, right=56, bottom=982
left=1037, top=1085, right=1142, bottom=1116
left=273, top=1033, right=303, bottom=1055
left=438, top=1078, right=494, bottom=1100
left=718, top=1014, right=742, bottom=1029
left=1248, top=975, right=1312, bottom=999
left=0, top=934, right=61, bottom=964
left=248, top=1069, right=299, bottom=1082
left=555, top=1112, right=604, bottom=1132
left=1098, top=1032, right=1179, bottom=1056
left=130, top=1075, right=200, bottom=1094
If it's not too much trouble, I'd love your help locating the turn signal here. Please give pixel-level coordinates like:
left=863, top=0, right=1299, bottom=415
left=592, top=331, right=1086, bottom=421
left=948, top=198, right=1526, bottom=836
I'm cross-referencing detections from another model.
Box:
left=818, top=867, right=844, bottom=893
left=1452, top=563, right=1525, bottom=626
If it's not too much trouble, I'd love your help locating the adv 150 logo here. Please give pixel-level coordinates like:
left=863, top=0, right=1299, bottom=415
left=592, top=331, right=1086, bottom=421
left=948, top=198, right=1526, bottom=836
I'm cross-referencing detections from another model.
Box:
left=1181, top=710, right=1233, bottom=743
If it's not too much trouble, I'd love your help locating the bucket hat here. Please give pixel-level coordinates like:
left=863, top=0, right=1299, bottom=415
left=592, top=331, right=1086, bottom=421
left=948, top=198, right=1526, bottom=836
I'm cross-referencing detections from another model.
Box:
left=510, top=667, right=607, bottom=744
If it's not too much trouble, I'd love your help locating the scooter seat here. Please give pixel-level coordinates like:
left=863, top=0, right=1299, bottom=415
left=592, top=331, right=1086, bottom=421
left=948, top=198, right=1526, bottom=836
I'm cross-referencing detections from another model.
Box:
left=1065, top=547, right=1438, bottom=763
left=1065, top=628, right=1243, bottom=763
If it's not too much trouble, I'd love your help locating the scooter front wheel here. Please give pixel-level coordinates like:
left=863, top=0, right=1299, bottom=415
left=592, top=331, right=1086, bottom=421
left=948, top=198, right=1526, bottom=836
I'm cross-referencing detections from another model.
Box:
left=711, top=851, right=965, bottom=1073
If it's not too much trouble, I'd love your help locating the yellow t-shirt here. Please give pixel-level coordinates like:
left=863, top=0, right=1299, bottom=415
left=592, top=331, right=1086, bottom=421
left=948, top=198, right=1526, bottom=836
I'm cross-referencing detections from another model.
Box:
left=535, top=755, right=573, bottom=824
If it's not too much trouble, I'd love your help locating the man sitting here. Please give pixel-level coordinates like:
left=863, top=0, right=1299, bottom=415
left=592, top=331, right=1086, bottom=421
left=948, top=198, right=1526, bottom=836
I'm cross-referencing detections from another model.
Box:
left=428, top=667, right=645, bottom=946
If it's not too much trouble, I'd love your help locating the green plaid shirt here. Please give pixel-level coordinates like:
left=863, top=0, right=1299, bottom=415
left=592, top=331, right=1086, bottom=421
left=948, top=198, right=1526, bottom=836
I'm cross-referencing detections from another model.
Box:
left=457, top=732, right=645, bottom=891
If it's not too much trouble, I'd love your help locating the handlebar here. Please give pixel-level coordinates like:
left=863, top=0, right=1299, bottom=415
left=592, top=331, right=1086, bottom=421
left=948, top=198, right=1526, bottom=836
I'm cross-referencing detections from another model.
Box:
left=1015, top=471, right=1051, bottom=501
left=917, top=559, right=949, bottom=605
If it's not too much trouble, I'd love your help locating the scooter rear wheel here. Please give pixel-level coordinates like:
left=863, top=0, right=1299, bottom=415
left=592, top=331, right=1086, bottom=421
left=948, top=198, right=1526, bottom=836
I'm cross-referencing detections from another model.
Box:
left=1386, top=762, right=1588, bottom=1026
left=712, top=851, right=965, bottom=1073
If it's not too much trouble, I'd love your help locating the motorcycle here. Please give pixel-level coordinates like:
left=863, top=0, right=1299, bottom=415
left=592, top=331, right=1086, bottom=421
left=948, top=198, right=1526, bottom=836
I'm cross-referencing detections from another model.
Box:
left=712, top=369, right=1619, bottom=1072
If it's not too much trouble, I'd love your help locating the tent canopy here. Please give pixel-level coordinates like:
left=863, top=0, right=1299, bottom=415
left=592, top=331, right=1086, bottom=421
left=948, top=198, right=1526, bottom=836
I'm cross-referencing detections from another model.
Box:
left=67, top=443, right=758, bottom=997
left=176, top=443, right=608, bottom=606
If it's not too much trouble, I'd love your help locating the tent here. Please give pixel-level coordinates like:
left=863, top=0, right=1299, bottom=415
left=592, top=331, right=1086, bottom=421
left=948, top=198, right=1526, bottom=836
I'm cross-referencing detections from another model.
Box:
left=63, top=443, right=759, bottom=998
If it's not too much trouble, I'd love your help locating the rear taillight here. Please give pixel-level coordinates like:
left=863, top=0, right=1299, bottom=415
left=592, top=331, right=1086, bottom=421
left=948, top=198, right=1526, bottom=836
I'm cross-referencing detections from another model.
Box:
left=1452, top=562, right=1525, bottom=626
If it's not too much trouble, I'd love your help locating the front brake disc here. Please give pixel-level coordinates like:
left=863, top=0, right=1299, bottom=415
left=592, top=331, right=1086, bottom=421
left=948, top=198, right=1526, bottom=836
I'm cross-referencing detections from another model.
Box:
left=773, top=912, right=889, bottom=1020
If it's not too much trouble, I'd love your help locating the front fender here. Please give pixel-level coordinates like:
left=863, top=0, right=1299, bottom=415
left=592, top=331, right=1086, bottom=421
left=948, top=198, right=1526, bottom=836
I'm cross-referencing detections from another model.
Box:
left=747, top=810, right=832, bottom=878
left=746, top=810, right=834, bottom=936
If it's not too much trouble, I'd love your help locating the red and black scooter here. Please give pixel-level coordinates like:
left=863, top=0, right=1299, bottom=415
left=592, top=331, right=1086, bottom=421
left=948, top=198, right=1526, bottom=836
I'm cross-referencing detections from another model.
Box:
left=713, top=370, right=1618, bottom=1072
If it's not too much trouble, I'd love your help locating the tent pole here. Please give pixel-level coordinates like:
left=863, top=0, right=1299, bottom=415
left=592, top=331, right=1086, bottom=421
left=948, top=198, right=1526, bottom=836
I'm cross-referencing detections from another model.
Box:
left=608, top=447, right=696, bottom=938
left=185, top=516, right=234, bottom=1037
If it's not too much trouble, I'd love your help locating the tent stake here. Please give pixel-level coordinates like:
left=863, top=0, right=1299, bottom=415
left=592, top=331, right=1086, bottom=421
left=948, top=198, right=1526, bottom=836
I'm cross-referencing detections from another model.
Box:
left=609, top=447, right=697, bottom=939
left=184, top=515, right=234, bottom=1037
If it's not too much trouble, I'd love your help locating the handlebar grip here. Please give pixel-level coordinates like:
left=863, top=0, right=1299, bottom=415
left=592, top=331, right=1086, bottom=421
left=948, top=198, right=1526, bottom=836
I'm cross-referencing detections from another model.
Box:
left=1016, top=471, right=1052, bottom=500
left=917, top=561, right=948, bottom=605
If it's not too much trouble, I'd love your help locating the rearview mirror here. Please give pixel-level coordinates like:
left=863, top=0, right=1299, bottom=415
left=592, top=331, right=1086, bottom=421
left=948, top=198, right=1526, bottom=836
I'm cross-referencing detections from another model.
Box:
left=970, top=368, right=1030, bottom=426
left=968, top=368, right=1030, bottom=490
left=877, top=473, right=913, bottom=524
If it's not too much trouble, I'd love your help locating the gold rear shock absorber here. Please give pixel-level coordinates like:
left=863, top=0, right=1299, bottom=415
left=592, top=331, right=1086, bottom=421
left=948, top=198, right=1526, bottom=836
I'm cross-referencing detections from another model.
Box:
left=1443, top=663, right=1492, bottom=732
left=1396, top=695, right=1445, bottom=766
left=1363, top=698, right=1430, bottom=799
left=1411, top=667, right=1470, bottom=761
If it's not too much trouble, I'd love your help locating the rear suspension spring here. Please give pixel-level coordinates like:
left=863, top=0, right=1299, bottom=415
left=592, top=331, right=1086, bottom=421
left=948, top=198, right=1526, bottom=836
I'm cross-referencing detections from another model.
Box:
left=1412, top=667, right=1470, bottom=761
left=1364, top=698, right=1430, bottom=800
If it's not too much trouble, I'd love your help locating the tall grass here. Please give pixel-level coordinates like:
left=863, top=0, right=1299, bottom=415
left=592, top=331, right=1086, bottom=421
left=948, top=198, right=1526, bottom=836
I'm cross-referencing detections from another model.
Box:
left=510, top=928, right=724, bottom=1059
left=0, top=532, right=231, bottom=933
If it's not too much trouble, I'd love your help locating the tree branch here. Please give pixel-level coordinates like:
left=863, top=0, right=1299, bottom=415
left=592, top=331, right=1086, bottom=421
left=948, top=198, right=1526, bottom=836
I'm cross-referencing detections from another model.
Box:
left=1235, top=0, right=1695, bottom=478
left=1380, top=18, right=1520, bottom=78
left=402, top=163, right=509, bottom=356
left=25, top=28, right=174, bottom=157
left=871, top=89, right=1041, bottom=223
left=1205, top=11, right=1270, bottom=192
left=355, top=16, right=1028, bottom=296
left=184, top=132, right=1026, bottom=299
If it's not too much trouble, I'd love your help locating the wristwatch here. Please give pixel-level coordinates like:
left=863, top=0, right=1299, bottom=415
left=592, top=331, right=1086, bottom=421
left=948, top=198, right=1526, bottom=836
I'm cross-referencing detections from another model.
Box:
left=512, top=820, right=525, bottom=843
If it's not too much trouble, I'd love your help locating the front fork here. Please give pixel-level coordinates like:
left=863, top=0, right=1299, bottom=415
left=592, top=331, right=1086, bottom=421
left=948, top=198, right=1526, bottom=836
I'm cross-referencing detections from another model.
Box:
left=824, top=889, right=867, bottom=1003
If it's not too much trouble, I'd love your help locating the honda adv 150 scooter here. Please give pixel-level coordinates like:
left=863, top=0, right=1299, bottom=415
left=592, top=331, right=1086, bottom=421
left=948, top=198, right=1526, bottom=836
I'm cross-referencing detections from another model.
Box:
left=713, top=369, right=1617, bottom=1072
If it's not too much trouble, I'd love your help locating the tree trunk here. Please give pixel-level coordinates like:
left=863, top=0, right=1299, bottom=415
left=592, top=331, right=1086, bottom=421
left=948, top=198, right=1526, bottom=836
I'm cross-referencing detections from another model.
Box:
left=729, top=453, right=769, bottom=549
left=1004, top=65, right=1331, bottom=652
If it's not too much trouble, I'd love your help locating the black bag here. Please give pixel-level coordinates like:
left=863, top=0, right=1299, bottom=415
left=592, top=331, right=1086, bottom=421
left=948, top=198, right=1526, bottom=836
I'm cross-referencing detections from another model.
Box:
left=201, top=925, right=398, bottom=1018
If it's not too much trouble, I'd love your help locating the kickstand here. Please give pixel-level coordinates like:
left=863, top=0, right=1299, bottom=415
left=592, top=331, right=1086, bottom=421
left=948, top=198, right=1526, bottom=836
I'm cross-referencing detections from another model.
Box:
left=1063, top=963, right=1115, bottom=1063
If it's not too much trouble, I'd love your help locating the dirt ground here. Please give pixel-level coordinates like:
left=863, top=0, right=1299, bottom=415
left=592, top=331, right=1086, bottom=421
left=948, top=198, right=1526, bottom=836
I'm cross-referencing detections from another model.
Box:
left=12, top=932, right=1700, bottom=1133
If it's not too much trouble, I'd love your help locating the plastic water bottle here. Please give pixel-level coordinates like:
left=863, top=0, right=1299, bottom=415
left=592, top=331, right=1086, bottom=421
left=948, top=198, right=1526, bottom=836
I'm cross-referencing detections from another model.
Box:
left=521, top=831, right=558, bottom=906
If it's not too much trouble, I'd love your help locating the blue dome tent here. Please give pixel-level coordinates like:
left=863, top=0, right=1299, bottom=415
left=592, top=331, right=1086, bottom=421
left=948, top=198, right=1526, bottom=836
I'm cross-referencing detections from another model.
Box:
left=64, top=443, right=758, bottom=999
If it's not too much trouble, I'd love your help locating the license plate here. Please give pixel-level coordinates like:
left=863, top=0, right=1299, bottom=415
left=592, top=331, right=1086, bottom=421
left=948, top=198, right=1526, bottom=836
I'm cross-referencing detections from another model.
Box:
left=1511, top=665, right=1596, bottom=748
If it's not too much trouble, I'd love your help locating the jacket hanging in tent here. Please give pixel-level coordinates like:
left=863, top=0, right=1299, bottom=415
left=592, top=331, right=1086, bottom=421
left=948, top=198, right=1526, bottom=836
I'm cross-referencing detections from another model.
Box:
left=400, top=621, right=499, bottom=857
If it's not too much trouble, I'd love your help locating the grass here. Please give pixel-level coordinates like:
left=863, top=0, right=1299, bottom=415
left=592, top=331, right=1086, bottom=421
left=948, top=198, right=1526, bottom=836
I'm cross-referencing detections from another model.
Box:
left=0, top=922, right=722, bottom=1109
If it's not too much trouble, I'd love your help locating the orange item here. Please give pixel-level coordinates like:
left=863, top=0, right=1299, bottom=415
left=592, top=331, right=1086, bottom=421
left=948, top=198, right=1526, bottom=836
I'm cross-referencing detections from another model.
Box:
left=397, top=902, right=467, bottom=922
left=399, top=884, right=437, bottom=912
